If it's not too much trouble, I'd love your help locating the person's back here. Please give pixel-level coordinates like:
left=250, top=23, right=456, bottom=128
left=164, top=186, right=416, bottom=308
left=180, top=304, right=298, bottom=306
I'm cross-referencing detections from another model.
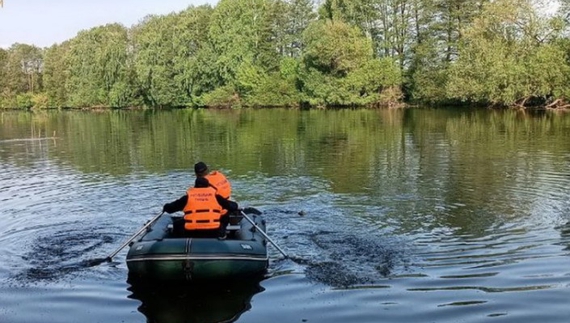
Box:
left=205, top=171, right=231, bottom=199
left=162, top=176, right=239, bottom=239
left=183, top=179, right=223, bottom=231
left=194, top=161, right=232, bottom=199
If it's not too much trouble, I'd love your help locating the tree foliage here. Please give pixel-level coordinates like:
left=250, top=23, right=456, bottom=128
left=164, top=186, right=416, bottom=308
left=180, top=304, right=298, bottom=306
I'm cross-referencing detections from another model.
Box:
left=2, top=0, right=570, bottom=109
left=299, top=19, right=402, bottom=106
left=43, top=42, right=70, bottom=107
left=0, top=44, right=43, bottom=108
left=446, top=0, right=570, bottom=107
left=208, top=0, right=280, bottom=87
left=65, top=24, right=134, bottom=108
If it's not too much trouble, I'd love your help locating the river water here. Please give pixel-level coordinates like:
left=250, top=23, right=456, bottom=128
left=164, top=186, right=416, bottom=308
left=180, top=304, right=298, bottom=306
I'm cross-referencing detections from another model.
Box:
left=1, top=108, right=569, bottom=323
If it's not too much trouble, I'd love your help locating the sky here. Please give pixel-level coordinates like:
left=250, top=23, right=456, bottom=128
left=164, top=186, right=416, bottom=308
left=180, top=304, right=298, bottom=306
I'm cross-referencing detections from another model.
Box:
left=0, top=0, right=217, bottom=48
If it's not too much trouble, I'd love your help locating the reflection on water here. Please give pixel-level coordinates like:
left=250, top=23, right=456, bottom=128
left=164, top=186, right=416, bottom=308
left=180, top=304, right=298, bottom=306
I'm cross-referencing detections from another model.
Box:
left=128, top=279, right=264, bottom=323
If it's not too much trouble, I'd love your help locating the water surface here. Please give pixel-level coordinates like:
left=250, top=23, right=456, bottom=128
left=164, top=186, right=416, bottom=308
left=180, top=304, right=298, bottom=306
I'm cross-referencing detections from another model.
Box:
left=1, top=108, right=569, bottom=322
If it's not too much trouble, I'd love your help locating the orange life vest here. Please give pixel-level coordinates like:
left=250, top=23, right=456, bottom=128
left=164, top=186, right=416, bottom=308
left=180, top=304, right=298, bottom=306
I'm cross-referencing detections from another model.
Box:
left=182, top=187, right=223, bottom=231
left=206, top=171, right=231, bottom=199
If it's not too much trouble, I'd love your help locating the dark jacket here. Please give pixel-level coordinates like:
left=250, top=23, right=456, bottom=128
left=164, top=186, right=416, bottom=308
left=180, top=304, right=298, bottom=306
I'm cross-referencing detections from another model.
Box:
left=163, top=193, right=239, bottom=214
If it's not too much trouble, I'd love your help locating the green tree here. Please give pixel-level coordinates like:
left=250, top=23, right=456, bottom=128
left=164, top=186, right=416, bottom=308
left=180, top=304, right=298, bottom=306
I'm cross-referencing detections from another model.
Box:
left=66, top=23, right=134, bottom=107
left=43, top=41, right=71, bottom=107
left=280, top=0, right=317, bottom=58
left=131, top=14, right=181, bottom=107
left=299, top=19, right=402, bottom=106
left=0, top=48, right=8, bottom=108
left=407, top=0, right=487, bottom=103
left=173, top=6, right=215, bottom=104
left=206, top=0, right=281, bottom=103
left=5, top=44, right=43, bottom=93
left=319, top=0, right=380, bottom=50
left=318, top=0, right=419, bottom=71
left=0, top=44, right=43, bottom=108
left=132, top=6, right=214, bottom=107
left=446, top=0, right=570, bottom=107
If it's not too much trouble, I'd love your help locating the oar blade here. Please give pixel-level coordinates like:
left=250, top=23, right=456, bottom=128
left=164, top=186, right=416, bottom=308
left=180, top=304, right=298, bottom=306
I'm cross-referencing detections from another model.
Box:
left=243, top=207, right=262, bottom=215
left=83, top=257, right=110, bottom=267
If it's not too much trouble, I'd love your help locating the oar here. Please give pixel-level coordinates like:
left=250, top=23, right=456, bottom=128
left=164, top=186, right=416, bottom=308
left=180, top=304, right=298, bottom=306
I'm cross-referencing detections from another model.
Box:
left=240, top=210, right=289, bottom=259
left=87, top=211, right=164, bottom=266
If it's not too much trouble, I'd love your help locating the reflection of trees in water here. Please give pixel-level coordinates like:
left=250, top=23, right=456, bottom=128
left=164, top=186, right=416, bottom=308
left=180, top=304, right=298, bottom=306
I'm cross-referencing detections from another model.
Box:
left=2, top=108, right=570, bottom=237
left=127, top=278, right=264, bottom=323
left=398, top=108, right=570, bottom=236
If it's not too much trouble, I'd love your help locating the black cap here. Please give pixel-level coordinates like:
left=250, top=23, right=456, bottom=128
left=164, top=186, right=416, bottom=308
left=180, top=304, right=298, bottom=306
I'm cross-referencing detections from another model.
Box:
left=194, top=162, right=208, bottom=174
left=195, top=177, right=210, bottom=188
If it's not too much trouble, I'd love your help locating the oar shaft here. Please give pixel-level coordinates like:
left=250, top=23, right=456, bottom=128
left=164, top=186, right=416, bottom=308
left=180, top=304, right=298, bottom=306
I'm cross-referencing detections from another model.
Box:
left=106, top=211, right=164, bottom=260
left=240, top=210, right=288, bottom=258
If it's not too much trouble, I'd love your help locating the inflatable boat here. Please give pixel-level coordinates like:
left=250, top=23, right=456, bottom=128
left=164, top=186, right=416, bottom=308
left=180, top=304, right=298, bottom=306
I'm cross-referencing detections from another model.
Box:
left=126, top=212, right=268, bottom=281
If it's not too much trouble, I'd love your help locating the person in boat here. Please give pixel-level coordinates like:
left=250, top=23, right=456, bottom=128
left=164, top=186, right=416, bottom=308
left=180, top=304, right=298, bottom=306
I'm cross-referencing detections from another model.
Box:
left=162, top=177, right=240, bottom=239
left=194, top=161, right=240, bottom=224
left=194, top=161, right=231, bottom=199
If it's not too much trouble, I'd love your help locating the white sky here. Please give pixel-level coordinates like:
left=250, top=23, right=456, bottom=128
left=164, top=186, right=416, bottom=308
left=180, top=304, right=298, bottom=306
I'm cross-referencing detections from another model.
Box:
left=0, top=0, right=217, bottom=48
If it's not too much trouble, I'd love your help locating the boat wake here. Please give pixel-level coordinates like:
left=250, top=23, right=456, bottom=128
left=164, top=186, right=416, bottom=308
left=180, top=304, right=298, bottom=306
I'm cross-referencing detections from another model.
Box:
left=272, top=230, right=414, bottom=288
left=10, top=229, right=115, bottom=284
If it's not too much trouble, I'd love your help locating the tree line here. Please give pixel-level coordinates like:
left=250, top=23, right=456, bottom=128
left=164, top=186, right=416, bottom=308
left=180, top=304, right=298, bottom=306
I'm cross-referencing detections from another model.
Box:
left=1, top=0, right=570, bottom=109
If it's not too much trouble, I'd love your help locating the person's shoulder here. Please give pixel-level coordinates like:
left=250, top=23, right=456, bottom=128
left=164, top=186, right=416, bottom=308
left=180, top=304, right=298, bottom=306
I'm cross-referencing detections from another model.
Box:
left=210, top=170, right=226, bottom=176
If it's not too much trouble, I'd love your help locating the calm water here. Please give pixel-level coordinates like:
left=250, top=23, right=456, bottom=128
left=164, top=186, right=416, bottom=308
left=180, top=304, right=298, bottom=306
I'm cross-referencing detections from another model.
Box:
left=1, top=108, right=570, bottom=323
